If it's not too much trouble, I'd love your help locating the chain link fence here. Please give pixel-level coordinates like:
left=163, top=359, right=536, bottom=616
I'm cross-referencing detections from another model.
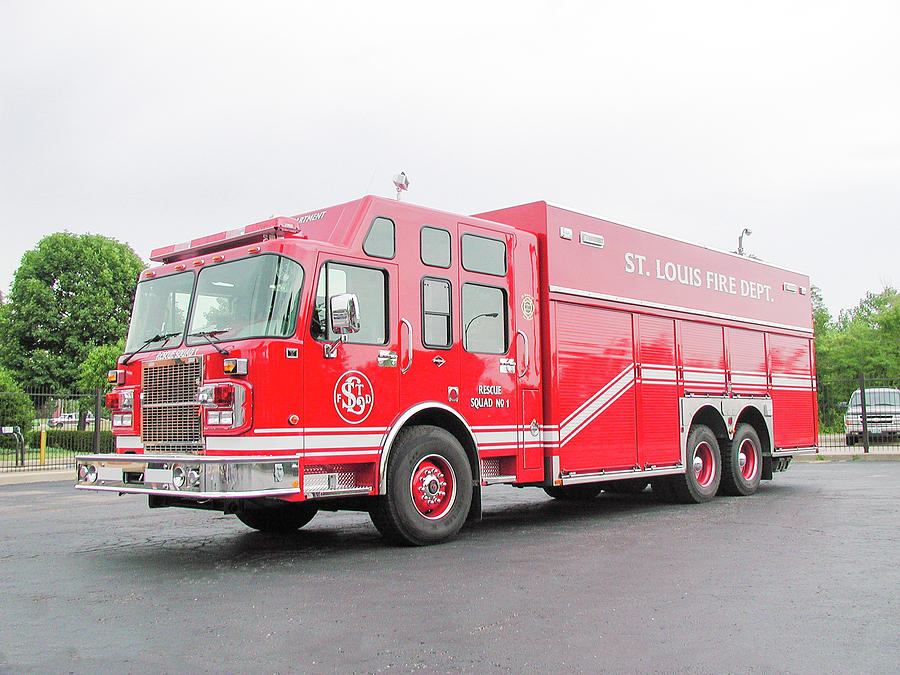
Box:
left=0, top=389, right=113, bottom=472
left=818, top=375, right=900, bottom=453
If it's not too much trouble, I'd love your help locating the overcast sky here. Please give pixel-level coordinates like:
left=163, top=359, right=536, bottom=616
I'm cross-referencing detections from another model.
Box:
left=1, top=1, right=897, bottom=315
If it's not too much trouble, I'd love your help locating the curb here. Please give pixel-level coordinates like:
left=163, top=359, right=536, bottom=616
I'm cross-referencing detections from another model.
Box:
left=794, top=453, right=900, bottom=462
left=0, top=469, right=73, bottom=486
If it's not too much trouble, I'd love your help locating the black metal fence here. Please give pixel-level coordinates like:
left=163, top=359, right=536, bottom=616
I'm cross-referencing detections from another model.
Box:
left=818, top=375, right=900, bottom=453
left=0, top=389, right=113, bottom=473
left=3, top=376, right=896, bottom=472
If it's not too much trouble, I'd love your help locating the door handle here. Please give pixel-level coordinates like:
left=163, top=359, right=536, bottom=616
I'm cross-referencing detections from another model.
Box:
left=515, top=330, right=529, bottom=378
left=400, top=318, right=413, bottom=374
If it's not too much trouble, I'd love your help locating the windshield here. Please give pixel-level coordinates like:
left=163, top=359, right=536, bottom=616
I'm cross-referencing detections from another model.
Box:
left=125, top=272, right=194, bottom=352
left=848, top=389, right=900, bottom=407
left=186, top=255, right=304, bottom=343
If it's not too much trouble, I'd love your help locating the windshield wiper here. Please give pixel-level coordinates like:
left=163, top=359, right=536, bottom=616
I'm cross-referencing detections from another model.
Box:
left=188, top=329, right=231, bottom=356
left=122, top=331, right=182, bottom=365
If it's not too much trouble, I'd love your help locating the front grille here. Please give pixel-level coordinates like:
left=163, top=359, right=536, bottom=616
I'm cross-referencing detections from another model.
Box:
left=141, top=357, right=203, bottom=453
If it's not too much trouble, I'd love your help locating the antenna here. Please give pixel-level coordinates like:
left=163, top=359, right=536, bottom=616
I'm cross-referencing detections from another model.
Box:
left=737, top=228, right=752, bottom=256
left=393, top=172, right=409, bottom=200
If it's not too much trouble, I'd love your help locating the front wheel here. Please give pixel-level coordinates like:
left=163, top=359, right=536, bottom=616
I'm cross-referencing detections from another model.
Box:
left=370, top=426, right=473, bottom=546
left=719, top=423, right=762, bottom=496
left=669, top=424, right=721, bottom=503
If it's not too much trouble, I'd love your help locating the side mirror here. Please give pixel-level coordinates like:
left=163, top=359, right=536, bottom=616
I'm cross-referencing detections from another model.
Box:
left=330, top=293, right=360, bottom=335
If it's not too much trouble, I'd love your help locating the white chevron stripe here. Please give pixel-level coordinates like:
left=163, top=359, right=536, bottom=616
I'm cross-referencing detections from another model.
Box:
left=560, top=366, right=636, bottom=443
left=560, top=365, right=634, bottom=430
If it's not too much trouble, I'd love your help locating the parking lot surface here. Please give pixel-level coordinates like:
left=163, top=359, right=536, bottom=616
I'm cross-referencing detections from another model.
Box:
left=1, top=462, right=898, bottom=673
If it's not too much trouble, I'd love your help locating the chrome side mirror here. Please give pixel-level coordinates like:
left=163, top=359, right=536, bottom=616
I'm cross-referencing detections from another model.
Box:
left=330, top=293, right=360, bottom=335
left=324, top=293, right=361, bottom=359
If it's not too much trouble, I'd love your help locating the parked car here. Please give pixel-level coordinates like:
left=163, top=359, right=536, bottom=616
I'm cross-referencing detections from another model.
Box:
left=844, top=387, right=900, bottom=445
left=47, top=412, right=95, bottom=428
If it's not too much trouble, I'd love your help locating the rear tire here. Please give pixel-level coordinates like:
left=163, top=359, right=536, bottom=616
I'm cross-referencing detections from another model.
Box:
left=846, top=434, right=857, bottom=446
left=719, top=423, right=762, bottom=496
left=235, top=500, right=318, bottom=533
left=370, top=426, right=473, bottom=546
left=670, top=424, right=721, bottom=503
left=543, top=483, right=603, bottom=501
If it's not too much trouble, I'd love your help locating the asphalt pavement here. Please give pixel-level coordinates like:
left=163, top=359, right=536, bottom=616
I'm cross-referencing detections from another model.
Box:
left=1, top=461, right=898, bottom=674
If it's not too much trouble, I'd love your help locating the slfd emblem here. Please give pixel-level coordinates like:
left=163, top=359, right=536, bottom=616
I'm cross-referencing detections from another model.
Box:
left=334, top=371, right=375, bottom=424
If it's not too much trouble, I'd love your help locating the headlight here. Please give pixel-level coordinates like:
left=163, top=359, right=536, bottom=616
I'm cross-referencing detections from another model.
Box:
left=78, top=464, right=98, bottom=484
left=112, top=413, right=133, bottom=427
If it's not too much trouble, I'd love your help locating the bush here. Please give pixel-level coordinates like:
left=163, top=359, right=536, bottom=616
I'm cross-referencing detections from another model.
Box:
left=24, top=429, right=114, bottom=453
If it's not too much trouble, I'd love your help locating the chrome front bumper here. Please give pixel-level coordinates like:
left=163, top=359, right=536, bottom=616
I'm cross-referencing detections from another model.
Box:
left=74, top=453, right=302, bottom=499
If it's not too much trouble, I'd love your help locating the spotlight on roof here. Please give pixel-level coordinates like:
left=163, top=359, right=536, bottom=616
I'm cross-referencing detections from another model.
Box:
left=393, top=172, right=409, bottom=200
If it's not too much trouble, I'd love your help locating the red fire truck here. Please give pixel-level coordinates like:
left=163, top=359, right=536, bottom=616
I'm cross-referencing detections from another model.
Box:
left=77, top=196, right=817, bottom=545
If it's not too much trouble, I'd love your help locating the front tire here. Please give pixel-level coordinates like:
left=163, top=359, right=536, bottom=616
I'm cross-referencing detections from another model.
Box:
left=235, top=500, right=318, bottom=533
left=719, top=423, right=762, bottom=496
left=669, top=424, right=721, bottom=503
left=370, top=426, right=473, bottom=546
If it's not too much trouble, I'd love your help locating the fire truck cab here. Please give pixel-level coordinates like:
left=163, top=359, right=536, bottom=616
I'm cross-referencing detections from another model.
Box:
left=78, top=196, right=817, bottom=545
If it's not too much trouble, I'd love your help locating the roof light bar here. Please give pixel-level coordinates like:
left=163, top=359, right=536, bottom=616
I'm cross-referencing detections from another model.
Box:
left=150, top=216, right=306, bottom=264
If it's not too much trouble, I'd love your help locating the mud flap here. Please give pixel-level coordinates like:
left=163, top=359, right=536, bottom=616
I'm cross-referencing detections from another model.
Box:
left=466, top=483, right=482, bottom=523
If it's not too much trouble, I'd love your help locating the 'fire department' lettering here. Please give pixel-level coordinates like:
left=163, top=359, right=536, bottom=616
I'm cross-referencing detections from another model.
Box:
left=624, top=251, right=775, bottom=303
left=296, top=210, right=327, bottom=224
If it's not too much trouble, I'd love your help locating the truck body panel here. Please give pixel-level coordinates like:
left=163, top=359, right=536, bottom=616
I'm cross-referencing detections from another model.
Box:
left=77, top=194, right=816, bottom=543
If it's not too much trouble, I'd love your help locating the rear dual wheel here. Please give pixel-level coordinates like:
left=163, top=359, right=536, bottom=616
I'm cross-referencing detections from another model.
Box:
left=667, top=424, right=722, bottom=503
left=370, top=426, right=473, bottom=546
left=719, top=423, right=762, bottom=496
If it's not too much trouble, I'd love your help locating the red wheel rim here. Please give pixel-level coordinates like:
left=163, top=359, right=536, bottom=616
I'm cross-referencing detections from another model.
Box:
left=410, top=454, right=457, bottom=520
left=692, top=442, right=715, bottom=488
left=738, top=439, right=759, bottom=481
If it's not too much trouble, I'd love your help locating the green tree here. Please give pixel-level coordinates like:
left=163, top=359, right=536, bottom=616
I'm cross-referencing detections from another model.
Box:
left=0, top=233, right=144, bottom=393
left=810, top=286, right=831, bottom=338
left=811, top=286, right=900, bottom=431
left=828, top=287, right=900, bottom=381
left=77, top=340, right=126, bottom=393
left=0, top=367, right=35, bottom=431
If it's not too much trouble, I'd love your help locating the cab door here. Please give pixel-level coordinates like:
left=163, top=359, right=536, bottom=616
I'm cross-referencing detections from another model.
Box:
left=456, top=224, right=520, bottom=478
left=302, top=254, right=400, bottom=453
left=397, top=223, right=460, bottom=414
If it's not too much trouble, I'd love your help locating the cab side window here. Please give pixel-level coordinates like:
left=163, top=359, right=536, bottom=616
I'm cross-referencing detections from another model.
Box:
left=462, top=283, right=508, bottom=354
left=311, top=262, right=388, bottom=345
left=363, top=217, right=395, bottom=259
left=421, top=226, right=451, bottom=268
left=422, top=277, right=452, bottom=348
left=461, top=234, right=506, bottom=276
